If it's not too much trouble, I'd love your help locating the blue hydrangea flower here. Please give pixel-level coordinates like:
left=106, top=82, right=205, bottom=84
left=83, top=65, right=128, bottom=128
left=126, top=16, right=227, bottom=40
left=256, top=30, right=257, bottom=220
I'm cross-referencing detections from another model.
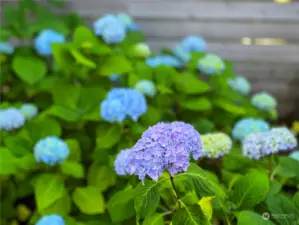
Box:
left=114, top=122, right=202, bottom=181
left=180, top=36, right=207, bottom=53
left=36, top=214, right=65, bottom=225
left=134, top=43, right=151, bottom=57
left=100, top=88, right=147, bottom=123
left=232, top=118, right=270, bottom=141
left=198, top=54, right=225, bottom=75
left=242, top=127, right=297, bottom=159
left=20, top=103, right=38, bottom=120
left=0, top=108, right=25, bottom=131
left=146, top=55, right=181, bottom=68
left=0, top=42, right=14, bottom=55
left=251, top=92, right=277, bottom=112
left=114, top=149, right=132, bottom=175
left=34, top=30, right=65, bottom=56
left=201, top=133, right=232, bottom=158
left=227, top=76, right=251, bottom=95
left=289, top=151, right=299, bottom=161
left=128, top=23, right=139, bottom=31
left=135, top=80, right=156, bottom=97
left=109, top=74, right=120, bottom=82
left=93, top=15, right=118, bottom=36
left=34, top=136, right=69, bottom=166
left=116, top=13, right=133, bottom=27
left=102, top=20, right=126, bottom=44
left=173, top=45, right=191, bottom=63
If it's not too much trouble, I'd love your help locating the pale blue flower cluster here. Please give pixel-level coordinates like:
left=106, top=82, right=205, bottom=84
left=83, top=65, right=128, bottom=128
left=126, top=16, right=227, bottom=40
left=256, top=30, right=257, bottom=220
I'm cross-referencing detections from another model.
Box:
left=20, top=103, right=38, bottom=120
left=201, top=133, right=232, bottom=158
left=135, top=80, right=156, bottom=97
left=34, top=29, right=65, bottom=56
left=146, top=55, right=181, bottom=68
left=227, top=76, right=251, bottom=95
left=93, top=13, right=136, bottom=44
left=0, top=42, right=14, bottom=55
left=180, top=36, right=207, bottom=53
left=173, top=45, right=191, bottom=63
left=198, top=54, right=225, bottom=75
left=0, top=108, right=25, bottom=131
left=242, top=127, right=297, bottom=159
left=251, top=92, right=277, bottom=112
left=109, top=74, right=120, bottom=82
left=114, top=122, right=202, bottom=181
left=34, top=136, right=69, bottom=166
left=289, top=151, right=299, bottom=161
left=35, top=214, right=65, bottom=225
left=100, top=88, right=147, bottom=123
left=232, top=118, right=270, bottom=141
left=133, top=43, right=151, bottom=57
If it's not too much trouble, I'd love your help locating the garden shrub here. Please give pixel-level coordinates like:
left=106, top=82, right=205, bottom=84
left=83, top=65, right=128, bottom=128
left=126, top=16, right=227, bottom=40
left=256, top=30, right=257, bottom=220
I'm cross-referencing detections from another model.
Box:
left=1, top=1, right=299, bottom=225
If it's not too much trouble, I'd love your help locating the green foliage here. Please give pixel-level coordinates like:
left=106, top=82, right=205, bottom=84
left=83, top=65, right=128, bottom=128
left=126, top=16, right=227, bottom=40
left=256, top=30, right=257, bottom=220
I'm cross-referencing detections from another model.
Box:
left=0, top=0, right=294, bottom=224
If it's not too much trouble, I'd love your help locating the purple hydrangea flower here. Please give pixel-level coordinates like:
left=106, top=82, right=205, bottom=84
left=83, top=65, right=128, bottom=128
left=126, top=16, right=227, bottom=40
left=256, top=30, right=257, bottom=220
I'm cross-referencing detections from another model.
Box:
left=114, top=122, right=202, bottom=182
left=114, top=149, right=132, bottom=175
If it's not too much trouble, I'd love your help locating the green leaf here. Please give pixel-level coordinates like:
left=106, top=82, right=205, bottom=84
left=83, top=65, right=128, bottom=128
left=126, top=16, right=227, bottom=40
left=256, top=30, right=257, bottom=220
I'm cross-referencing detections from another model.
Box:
left=53, top=80, right=81, bottom=109
left=46, top=105, right=80, bottom=122
left=232, top=171, right=269, bottom=209
left=52, top=43, right=75, bottom=75
left=96, top=124, right=121, bottom=149
left=72, top=186, right=105, bottom=215
left=66, top=139, right=81, bottom=161
left=266, top=180, right=281, bottom=200
left=180, top=97, right=212, bottom=111
left=107, top=187, right=136, bottom=222
left=17, top=154, right=37, bottom=171
left=0, top=147, right=18, bottom=175
left=78, top=87, right=106, bottom=113
left=141, top=106, right=162, bottom=125
left=12, top=56, right=46, bottom=85
left=134, top=180, right=161, bottom=218
left=70, top=49, right=96, bottom=68
left=33, top=173, right=65, bottom=212
left=278, top=156, right=299, bottom=180
left=142, top=214, right=164, bottom=225
left=61, top=161, right=84, bottom=178
left=172, top=205, right=210, bottom=225
left=212, top=98, right=246, bottom=115
left=100, top=55, right=132, bottom=75
left=41, top=191, right=71, bottom=216
left=238, top=211, right=275, bottom=225
left=293, top=192, right=299, bottom=210
left=175, top=163, right=226, bottom=200
left=266, top=194, right=299, bottom=225
left=87, top=164, right=116, bottom=192
left=27, top=117, right=61, bottom=142
left=175, top=73, right=210, bottom=94
left=4, top=135, right=32, bottom=157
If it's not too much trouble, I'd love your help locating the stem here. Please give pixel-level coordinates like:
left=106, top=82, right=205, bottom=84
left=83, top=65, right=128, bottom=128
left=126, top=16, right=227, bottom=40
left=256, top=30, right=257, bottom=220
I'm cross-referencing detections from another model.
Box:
left=169, top=174, right=181, bottom=208
left=268, top=154, right=273, bottom=179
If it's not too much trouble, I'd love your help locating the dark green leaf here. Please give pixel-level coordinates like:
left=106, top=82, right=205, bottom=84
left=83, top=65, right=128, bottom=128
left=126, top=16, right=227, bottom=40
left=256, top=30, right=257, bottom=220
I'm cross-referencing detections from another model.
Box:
left=96, top=124, right=121, bottom=149
left=13, top=56, right=47, bottom=85
left=65, top=139, right=81, bottom=161
left=53, top=80, right=81, bottom=109
left=142, top=214, right=164, bottom=225
left=46, top=105, right=80, bottom=122
left=278, top=156, right=299, bottom=180
left=87, top=163, right=116, bottom=191
left=0, top=147, right=18, bottom=175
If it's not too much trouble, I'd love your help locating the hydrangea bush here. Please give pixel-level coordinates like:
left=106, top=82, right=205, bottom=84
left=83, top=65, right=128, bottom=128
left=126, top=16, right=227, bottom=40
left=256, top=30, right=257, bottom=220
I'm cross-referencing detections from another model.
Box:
left=1, top=1, right=299, bottom=225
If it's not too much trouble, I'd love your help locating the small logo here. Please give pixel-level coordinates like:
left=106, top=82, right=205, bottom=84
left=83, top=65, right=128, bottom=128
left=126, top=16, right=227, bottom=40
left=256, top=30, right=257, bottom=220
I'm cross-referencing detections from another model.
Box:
left=262, top=212, right=271, bottom=220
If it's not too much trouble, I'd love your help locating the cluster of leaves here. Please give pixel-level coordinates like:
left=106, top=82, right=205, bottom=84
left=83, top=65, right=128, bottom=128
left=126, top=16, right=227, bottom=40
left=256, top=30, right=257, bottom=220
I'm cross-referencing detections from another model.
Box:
left=1, top=0, right=299, bottom=225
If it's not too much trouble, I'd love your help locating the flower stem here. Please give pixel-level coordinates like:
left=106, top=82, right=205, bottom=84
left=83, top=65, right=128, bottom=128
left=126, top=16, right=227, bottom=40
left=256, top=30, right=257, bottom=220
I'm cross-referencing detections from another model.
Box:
left=169, top=173, right=181, bottom=208
left=268, top=154, right=273, bottom=179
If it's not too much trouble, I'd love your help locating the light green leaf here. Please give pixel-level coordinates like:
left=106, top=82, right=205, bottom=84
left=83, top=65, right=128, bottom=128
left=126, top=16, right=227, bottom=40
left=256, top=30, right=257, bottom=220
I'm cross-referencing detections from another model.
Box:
left=181, top=97, right=212, bottom=111
left=65, top=139, right=81, bottom=161
left=41, top=191, right=71, bottom=216
left=72, top=186, right=105, bottom=215
left=175, top=73, right=210, bottom=94
left=232, top=171, right=269, bottom=209
left=46, top=105, right=80, bottom=122
left=70, top=49, right=96, bottom=68
left=52, top=43, right=75, bottom=75
left=293, top=192, right=299, bottom=210
left=175, top=163, right=226, bottom=200
left=61, top=161, right=84, bottom=178
left=17, top=154, right=37, bottom=171
left=96, top=124, right=121, bottom=149
left=53, top=80, right=81, bottom=109
left=33, top=173, right=65, bottom=212
left=278, top=156, right=299, bottom=180
left=142, top=214, right=164, bottom=225
left=0, top=147, right=18, bottom=175
left=87, top=163, right=116, bottom=191
left=107, top=187, right=136, bottom=222
left=134, top=180, right=161, bottom=218
left=238, top=211, right=275, bottom=225
left=266, top=180, right=281, bottom=200
left=172, top=205, right=210, bottom=225
left=99, top=55, right=132, bottom=75
left=212, top=98, right=246, bottom=115
left=12, top=56, right=46, bottom=85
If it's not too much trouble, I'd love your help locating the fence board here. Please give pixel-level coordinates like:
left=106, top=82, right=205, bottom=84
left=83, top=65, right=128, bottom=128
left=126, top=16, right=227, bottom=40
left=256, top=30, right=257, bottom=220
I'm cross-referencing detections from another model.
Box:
left=129, top=2, right=299, bottom=21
